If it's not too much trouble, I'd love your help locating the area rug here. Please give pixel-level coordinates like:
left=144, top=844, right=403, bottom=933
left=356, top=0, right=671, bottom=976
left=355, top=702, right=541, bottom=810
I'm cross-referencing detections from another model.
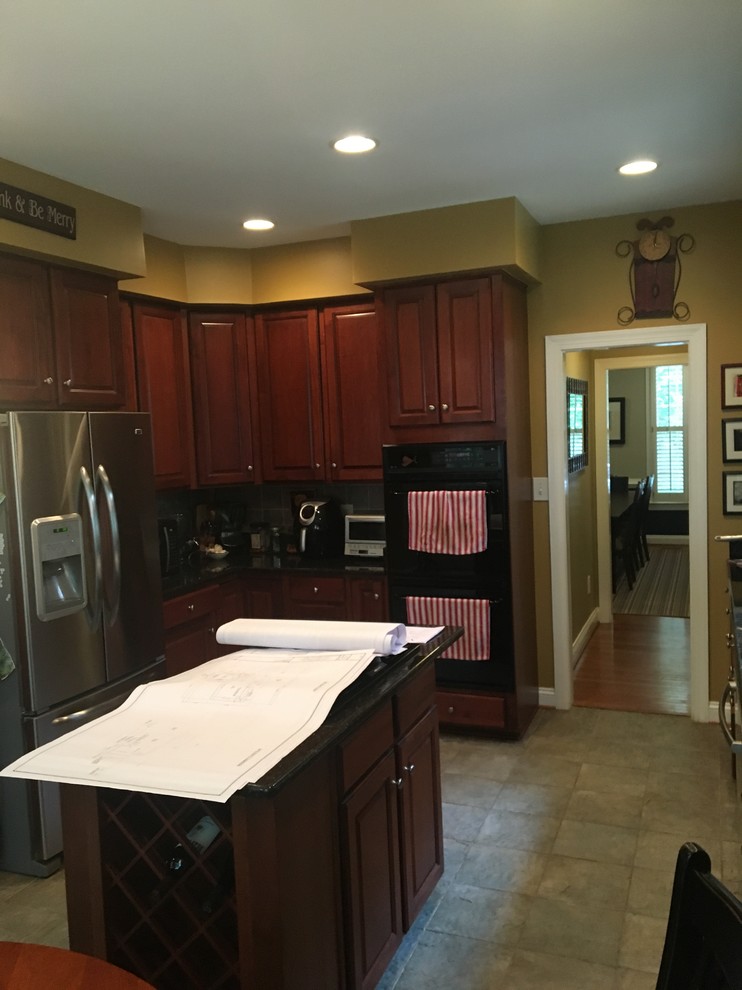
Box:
left=613, top=544, right=690, bottom=618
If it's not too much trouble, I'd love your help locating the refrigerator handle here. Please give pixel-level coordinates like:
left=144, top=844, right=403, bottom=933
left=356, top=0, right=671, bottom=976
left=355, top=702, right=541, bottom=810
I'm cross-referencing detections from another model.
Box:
left=79, top=466, right=103, bottom=630
left=97, top=463, right=121, bottom=625
left=51, top=689, right=132, bottom=726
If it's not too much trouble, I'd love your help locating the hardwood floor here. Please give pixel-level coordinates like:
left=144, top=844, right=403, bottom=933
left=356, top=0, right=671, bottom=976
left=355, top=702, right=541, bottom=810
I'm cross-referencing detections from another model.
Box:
left=573, top=613, right=690, bottom=715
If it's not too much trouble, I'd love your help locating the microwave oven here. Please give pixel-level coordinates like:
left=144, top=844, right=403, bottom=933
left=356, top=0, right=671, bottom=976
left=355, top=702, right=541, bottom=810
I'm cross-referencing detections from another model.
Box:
left=344, top=514, right=386, bottom=557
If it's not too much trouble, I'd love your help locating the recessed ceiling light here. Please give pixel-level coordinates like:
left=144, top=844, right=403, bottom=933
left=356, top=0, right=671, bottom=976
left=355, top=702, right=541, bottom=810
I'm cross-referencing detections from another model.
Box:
left=333, top=135, right=377, bottom=154
left=242, top=218, right=274, bottom=230
left=618, top=160, right=658, bottom=176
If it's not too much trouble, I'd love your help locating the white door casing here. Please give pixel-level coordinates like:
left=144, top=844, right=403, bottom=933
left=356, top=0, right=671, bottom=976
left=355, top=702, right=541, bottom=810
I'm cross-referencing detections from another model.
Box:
left=544, top=324, right=708, bottom=719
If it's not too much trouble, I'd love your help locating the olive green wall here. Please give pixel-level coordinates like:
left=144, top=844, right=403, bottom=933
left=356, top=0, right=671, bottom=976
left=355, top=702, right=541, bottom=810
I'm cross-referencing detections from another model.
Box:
left=528, top=200, right=742, bottom=698
left=350, top=197, right=540, bottom=286
left=0, top=157, right=146, bottom=278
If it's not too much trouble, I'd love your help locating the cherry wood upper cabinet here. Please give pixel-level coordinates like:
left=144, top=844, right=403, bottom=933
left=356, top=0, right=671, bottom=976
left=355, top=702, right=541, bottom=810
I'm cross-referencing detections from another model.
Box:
left=131, top=301, right=195, bottom=490
left=321, top=302, right=384, bottom=482
left=189, top=311, right=260, bottom=487
left=0, top=253, right=56, bottom=407
left=254, top=308, right=325, bottom=482
left=380, top=283, right=439, bottom=428
left=0, top=254, right=126, bottom=409
left=379, top=274, right=509, bottom=442
left=50, top=266, right=126, bottom=408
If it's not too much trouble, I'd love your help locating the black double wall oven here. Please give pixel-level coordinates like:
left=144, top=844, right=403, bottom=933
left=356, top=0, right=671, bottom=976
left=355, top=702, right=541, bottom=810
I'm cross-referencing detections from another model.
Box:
left=383, top=441, right=513, bottom=693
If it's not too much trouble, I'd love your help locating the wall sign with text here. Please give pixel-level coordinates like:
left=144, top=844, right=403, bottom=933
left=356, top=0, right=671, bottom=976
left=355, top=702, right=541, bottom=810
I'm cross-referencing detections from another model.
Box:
left=0, top=181, right=77, bottom=239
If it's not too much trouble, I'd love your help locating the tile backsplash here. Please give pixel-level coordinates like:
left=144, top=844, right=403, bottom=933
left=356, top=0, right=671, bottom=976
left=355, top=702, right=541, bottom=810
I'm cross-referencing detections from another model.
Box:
left=156, top=483, right=384, bottom=542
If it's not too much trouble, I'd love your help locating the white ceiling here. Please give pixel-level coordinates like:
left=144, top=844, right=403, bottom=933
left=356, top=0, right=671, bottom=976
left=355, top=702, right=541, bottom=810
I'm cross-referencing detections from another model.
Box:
left=3, top=0, right=741, bottom=249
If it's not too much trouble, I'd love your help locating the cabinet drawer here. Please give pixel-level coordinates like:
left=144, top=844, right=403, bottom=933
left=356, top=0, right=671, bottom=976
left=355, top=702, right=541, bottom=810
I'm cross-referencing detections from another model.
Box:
left=436, top=690, right=506, bottom=729
left=394, top=663, right=436, bottom=737
left=163, top=584, right=220, bottom=630
left=339, top=701, right=394, bottom=794
left=286, top=574, right=346, bottom=604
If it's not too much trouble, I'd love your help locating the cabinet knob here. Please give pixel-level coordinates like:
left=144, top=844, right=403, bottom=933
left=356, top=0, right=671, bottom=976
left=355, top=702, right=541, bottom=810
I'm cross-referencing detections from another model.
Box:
left=208, top=627, right=215, bottom=635
left=43, top=377, right=54, bottom=385
left=63, top=379, right=72, bottom=387
left=313, top=586, right=319, bottom=594
left=404, top=763, right=416, bottom=774
left=315, top=463, right=321, bottom=469
left=187, top=604, right=195, bottom=612
left=447, top=706, right=454, bottom=714
left=428, top=404, right=436, bottom=412
left=373, top=593, right=379, bottom=600
left=391, top=777, right=404, bottom=789
left=441, top=402, right=449, bottom=412
left=247, top=464, right=253, bottom=471
left=332, top=462, right=337, bottom=468
left=727, top=633, right=735, bottom=648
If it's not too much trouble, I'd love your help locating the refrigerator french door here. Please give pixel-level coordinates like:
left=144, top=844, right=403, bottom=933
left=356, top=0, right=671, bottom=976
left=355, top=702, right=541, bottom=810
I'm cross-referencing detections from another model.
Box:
left=0, top=411, right=165, bottom=875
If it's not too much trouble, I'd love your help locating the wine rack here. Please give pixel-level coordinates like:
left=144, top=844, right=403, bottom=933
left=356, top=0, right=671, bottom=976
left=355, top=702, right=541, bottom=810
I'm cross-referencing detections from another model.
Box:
left=97, top=788, right=239, bottom=989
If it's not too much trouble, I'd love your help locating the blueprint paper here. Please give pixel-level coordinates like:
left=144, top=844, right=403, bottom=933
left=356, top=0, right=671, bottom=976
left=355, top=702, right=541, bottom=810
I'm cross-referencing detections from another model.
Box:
left=1, top=648, right=377, bottom=802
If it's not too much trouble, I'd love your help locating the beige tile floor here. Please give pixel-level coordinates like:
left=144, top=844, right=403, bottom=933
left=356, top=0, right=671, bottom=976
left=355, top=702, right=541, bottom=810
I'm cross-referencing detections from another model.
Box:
left=0, top=706, right=740, bottom=989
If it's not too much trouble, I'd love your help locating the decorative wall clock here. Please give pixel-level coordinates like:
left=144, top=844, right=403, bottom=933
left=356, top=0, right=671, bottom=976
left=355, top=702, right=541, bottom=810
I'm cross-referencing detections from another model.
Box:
left=616, top=216, right=694, bottom=325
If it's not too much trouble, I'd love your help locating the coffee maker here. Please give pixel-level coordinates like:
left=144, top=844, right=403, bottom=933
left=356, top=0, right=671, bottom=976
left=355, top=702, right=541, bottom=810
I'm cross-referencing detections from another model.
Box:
left=297, top=500, right=343, bottom=558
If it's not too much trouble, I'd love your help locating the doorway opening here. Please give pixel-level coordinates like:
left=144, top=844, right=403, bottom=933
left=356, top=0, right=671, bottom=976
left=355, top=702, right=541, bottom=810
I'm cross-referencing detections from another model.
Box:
left=544, top=324, right=708, bottom=721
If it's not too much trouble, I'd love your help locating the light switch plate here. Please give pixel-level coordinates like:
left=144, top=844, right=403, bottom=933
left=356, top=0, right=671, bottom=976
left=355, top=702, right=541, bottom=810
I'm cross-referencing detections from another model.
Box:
left=532, top=477, right=549, bottom=501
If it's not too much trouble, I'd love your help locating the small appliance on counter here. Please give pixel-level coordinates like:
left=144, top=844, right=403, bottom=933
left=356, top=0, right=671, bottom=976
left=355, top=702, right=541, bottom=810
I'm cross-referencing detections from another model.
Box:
left=344, top=513, right=386, bottom=558
left=297, top=499, right=344, bottom=558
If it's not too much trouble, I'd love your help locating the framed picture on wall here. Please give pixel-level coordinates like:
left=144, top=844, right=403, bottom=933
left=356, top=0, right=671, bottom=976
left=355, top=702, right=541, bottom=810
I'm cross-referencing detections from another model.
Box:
left=721, top=364, right=742, bottom=409
left=722, top=418, right=742, bottom=463
left=608, top=397, right=626, bottom=445
left=723, top=472, right=742, bottom=514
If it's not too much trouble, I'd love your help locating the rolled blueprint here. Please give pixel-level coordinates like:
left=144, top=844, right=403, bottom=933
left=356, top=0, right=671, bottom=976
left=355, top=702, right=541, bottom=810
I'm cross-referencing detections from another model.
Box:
left=215, top=618, right=408, bottom=655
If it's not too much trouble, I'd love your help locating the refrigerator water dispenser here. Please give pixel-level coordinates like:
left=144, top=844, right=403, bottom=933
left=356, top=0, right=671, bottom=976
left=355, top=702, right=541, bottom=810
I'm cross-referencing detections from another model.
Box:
left=31, top=514, right=86, bottom=620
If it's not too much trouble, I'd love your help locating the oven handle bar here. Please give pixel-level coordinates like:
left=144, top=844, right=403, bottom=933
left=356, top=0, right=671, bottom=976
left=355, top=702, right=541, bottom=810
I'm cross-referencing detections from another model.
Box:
left=719, top=681, right=742, bottom=752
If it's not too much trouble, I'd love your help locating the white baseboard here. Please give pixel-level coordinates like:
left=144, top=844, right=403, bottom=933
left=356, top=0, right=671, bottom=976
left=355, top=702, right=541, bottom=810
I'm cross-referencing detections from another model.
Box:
left=572, top=607, right=600, bottom=668
left=538, top=687, right=557, bottom=708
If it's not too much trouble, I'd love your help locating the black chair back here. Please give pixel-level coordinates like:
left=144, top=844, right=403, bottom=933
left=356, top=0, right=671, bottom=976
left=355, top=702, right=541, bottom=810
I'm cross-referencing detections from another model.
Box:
left=656, top=842, right=742, bottom=989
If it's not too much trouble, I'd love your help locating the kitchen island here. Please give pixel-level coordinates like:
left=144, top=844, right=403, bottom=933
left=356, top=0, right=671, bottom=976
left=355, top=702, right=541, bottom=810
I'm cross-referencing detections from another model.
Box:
left=60, top=628, right=458, bottom=990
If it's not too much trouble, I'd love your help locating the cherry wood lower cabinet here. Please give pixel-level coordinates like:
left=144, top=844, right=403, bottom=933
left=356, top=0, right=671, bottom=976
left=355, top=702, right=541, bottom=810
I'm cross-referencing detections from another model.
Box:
left=340, top=663, right=443, bottom=990
left=61, top=654, right=444, bottom=990
left=163, top=581, right=244, bottom=676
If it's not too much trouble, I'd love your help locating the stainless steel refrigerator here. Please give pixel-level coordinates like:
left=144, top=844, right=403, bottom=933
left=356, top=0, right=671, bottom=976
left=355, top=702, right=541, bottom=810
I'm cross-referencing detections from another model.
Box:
left=0, top=411, right=165, bottom=876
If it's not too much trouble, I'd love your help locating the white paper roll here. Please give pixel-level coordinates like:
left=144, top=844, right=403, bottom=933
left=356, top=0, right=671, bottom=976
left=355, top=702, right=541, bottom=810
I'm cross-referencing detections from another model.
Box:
left=215, top=618, right=408, bottom=655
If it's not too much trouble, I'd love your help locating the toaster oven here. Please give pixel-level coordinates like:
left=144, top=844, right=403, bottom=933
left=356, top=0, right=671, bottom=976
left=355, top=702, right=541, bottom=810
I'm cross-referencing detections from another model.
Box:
left=344, top=514, right=386, bottom=557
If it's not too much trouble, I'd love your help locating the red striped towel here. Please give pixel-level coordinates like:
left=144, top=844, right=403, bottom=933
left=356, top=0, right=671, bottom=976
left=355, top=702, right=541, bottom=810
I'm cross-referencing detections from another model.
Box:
left=407, top=490, right=487, bottom=555
left=405, top=596, right=490, bottom=660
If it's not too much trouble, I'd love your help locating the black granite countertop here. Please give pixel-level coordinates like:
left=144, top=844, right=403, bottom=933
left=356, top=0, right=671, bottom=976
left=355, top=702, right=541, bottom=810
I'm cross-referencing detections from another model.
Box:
left=161, top=549, right=386, bottom=600
left=239, top=625, right=460, bottom=797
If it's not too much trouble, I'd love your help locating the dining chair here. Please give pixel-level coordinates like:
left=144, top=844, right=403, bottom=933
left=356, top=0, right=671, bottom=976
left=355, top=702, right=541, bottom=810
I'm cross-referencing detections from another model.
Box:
left=637, top=473, right=654, bottom=566
left=655, top=841, right=742, bottom=989
left=613, top=480, right=644, bottom=591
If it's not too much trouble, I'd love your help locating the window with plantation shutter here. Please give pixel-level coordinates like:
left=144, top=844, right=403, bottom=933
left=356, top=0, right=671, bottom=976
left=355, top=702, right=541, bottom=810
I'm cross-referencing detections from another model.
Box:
left=651, top=365, right=687, bottom=500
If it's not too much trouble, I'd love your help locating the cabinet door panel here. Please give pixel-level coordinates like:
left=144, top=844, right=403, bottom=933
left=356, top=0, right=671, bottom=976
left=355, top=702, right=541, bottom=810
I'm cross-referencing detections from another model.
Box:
left=255, top=309, right=324, bottom=481
left=348, top=577, right=388, bottom=622
left=381, top=285, right=438, bottom=427
left=50, top=267, right=125, bottom=408
left=322, top=304, right=383, bottom=481
left=435, top=278, right=495, bottom=424
left=397, top=707, right=443, bottom=927
left=0, top=254, right=56, bottom=406
left=342, top=750, right=402, bottom=990
left=189, top=312, right=259, bottom=486
left=283, top=574, right=347, bottom=621
left=132, top=303, right=195, bottom=490
left=164, top=618, right=214, bottom=677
